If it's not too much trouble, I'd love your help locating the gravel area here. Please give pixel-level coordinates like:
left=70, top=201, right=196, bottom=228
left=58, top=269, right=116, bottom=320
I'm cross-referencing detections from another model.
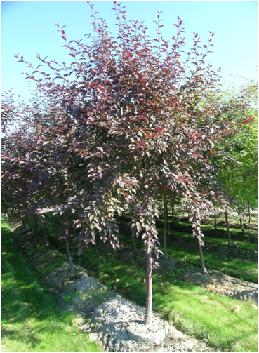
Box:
left=181, top=267, right=258, bottom=303
left=87, top=295, right=212, bottom=352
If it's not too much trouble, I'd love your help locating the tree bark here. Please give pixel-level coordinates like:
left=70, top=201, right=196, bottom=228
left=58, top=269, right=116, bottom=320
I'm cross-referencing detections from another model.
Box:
left=214, top=206, right=217, bottom=232
left=167, top=203, right=170, bottom=237
left=21, top=217, right=28, bottom=231
left=145, top=236, right=153, bottom=325
left=224, top=206, right=231, bottom=247
left=247, top=201, right=251, bottom=225
left=132, top=231, right=137, bottom=250
left=239, top=214, right=245, bottom=235
left=163, top=195, right=168, bottom=251
left=77, top=238, right=83, bottom=257
left=33, top=214, right=39, bottom=236
left=170, top=200, right=175, bottom=237
left=64, top=219, right=75, bottom=276
left=171, top=201, right=175, bottom=223
left=197, top=238, right=207, bottom=274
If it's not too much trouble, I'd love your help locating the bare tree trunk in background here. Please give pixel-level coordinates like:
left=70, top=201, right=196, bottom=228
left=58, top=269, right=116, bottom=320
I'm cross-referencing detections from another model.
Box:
left=171, top=201, right=175, bottom=223
left=239, top=213, right=245, bottom=235
left=77, top=244, right=83, bottom=257
left=77, top=234, right=83, bottom=257
left=214, top=206, right=217, bottom=232
left=197, top=238, right=207, bottom=274
left=33, top=214, right=39, bottom=236
left=132, top=231, right=137, bottom=250
left=21, top=217, right=27, bottom=231
left=224, top=206, right=231, bottom=247
left=40, top=219, right=48, bottom=246
left=170, top=200, right=175, bottom=238
left=167, top=203, right=170, bottom=238
left=163, top=195, right=168, bottom=251
left=247, top=201, right=251, bottom=225
left=145, top=236, right=153, bottom=325
left=64, top=218, right=75, bottom=276
left=43, top=221, right=47, bottom=237
left=20, top=217, right=29, bottom=236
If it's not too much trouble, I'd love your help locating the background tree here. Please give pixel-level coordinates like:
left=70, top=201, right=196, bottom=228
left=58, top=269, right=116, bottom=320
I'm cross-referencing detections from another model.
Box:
left=215, top=83, right=257, bottom=241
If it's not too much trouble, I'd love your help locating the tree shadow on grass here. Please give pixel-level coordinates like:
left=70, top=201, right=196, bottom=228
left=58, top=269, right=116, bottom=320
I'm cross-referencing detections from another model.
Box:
left=1, top=224, right=74, bottom=350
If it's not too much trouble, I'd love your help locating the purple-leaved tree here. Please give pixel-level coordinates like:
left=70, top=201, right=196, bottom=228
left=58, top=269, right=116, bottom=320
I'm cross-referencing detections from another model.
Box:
left=2, top=1, right=249, bottom=324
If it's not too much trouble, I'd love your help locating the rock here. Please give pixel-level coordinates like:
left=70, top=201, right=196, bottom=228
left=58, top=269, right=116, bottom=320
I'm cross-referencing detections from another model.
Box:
left=126, top=320, right=169, bottom=345
left=177, top=266, right=257, bottom=304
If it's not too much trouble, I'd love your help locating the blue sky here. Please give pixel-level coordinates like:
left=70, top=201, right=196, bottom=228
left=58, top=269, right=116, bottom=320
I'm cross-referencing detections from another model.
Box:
left=1, top=1, right=258, bottom=99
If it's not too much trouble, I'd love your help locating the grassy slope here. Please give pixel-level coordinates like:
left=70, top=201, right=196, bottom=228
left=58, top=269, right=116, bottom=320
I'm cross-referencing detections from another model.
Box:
left=77, top=247, right=258, bottom=352
left=170, top=228, right=258, bottom=251
left=118, top=228, right=258, bottom=283
left=165, top=244, right=258, bottom=283
left=46, top=213, right=258, bottom=282
left=1, top=222, right=102, bottom=352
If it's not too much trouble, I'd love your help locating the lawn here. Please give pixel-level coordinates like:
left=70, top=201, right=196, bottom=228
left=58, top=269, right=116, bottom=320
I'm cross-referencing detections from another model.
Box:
left=169, top=229, right=258, bottom=252
left=118, top=229, right=258, bottom=283
left=9, top=216, right=257, bottom=352
left=76, top=246, right=258, bottom=352
left=1, top=222, right=102, bottom=352
left=165, top=245, right=258, bottom=283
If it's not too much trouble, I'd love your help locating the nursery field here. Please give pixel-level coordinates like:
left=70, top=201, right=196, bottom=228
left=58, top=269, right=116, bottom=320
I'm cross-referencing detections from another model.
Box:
left=76, top=248, right=257, bottom=351
left=2, top=1, right=258, bottom=352
left=44, top=215, right=258, bottom=352
left=1, top=211, right=258, bottom=352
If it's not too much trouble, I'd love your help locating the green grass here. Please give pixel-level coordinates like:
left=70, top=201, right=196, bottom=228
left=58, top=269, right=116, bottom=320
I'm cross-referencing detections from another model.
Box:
left=77, top=246, right=258, bottom=352
left=165, top=244, right=258, bottom=283
left=42, top=214, right=258, bottom=282
left=172, top=220, right=257, bottom=242
left=1, top=222, right=102, bottom=352
left=170, top=229, right=258, bottom=252
left=117, top=229, right=258, bottom=283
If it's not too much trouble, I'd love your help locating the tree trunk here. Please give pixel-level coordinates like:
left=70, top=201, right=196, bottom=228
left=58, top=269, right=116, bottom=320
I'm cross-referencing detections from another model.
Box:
left=33, top=214, right=39, bottom=236
left=239, top=214, right=245, bottom=235
left=145, top=237, right=153, bottom=325
left=247, top=201, right=251, bottom=225
left=171, top=201, right=175, bottom=223
left=132, top=231, right=137, bottom=250
left=224, top=206, right=231, bottom=247
left=64, top=220, right=75, bottom=276
left=163, top=195, right=168, bottom=251
left=21, top=217, right=28, bottom=231
left=167, top=203, right=170, bottom=237
left=214, top=206, right=217, bottom=232
left=77, top=241, right=83, bottom=257
left=197, top=238, right=207, bottom=274
left=170, top=201, right=175, bottom=237
left=43, top=221, right=47, bottom=236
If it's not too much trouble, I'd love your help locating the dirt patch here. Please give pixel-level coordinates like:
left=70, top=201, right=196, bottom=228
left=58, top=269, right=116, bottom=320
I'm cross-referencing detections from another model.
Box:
left=180, top=267, right=258, bottom=303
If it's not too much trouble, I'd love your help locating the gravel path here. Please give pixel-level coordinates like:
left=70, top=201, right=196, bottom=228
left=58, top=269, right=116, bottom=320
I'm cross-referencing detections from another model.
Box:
left=16, top=231, right=213, bottom=352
